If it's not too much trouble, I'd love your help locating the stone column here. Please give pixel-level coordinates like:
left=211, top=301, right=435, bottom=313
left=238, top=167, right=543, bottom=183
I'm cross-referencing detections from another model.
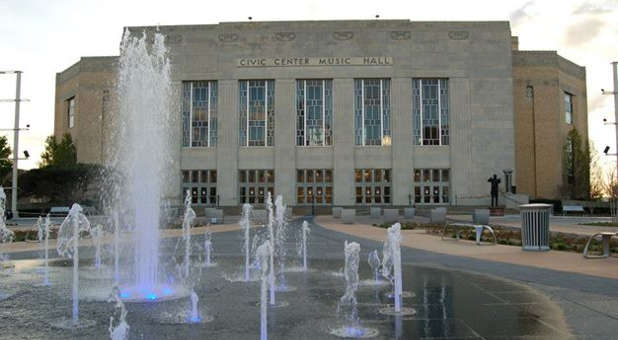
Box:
left=391, top=78, right=414, bottom=206
left=333, top=79, right=355, bottom=206
left=274, top=79, right=296, bottom=204
left=216, top=79, right=239, bottom=206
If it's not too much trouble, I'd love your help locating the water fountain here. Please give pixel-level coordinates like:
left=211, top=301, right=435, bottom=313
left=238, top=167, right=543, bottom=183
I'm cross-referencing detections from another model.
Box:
left=181, top=191, right=195, bottom=280
left=111, top=29, right=184, bottom=302
left=379, top=223, right=415, bottom=316
left=300, top=221, right=310, bottom=272
left=109, top=286, right=130, bottom=340
left=52, top=203, right=96, bottom=329
left=112, top=211, right=120, bottom=284
left=256, top=240, right=271, bottom=340
left=91, top=224, right=104, bottom=271
left=367, top=250, right=381, bottom=284
left=330, top=241, right=378, bottom=338
left=36, top=215, right=51, bottom=286
left=274, top=195, right=292, bottom=291
left=266, top=192, right=275, bottom=304
left=240, top=203, right=252, bottom=281
left=202, top=229, right=215, bottom=267
left=189, top=289, right=200, bottom=323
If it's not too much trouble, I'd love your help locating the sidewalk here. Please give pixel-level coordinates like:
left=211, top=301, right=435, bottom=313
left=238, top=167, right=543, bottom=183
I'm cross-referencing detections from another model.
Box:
left=316, top=216, right=618, bottom=280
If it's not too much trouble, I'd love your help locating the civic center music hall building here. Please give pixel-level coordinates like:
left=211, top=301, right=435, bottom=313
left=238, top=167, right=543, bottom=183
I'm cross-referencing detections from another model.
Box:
left=53, top=20, right=589, bottom=209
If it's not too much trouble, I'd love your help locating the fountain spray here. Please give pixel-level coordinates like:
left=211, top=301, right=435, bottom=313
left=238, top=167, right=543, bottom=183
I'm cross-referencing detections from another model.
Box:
left=240, top=203, right=252, bottom=281
left=91, top=224, right=104, bottom=271
left=387, top=223, right=403, bottom=312
left=256, top=240, right=271, bottom=340
left=55, top=203, right=93, bottom=327
left=301, top=221, right=310, bottom=272
left=109, top=286, right=129, bottom=340
left=37, top=216, right=51, bottom=285
left=266, top=192, right=275, bottom=304
left=112, top=211, right=120, bottom=284
left=274, top=195, right=288, bottom=289
left=368, top=250, right=381, bottom=284
left=182, top=191, right=196, bottom=280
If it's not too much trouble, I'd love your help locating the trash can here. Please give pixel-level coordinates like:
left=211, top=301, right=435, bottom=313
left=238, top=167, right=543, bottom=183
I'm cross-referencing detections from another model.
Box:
left=519, top=204, right=551, bottom=251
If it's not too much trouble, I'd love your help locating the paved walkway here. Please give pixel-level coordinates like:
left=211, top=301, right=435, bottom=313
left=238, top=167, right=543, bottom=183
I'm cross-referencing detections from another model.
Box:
left=316, top=216, right=618, bottom=280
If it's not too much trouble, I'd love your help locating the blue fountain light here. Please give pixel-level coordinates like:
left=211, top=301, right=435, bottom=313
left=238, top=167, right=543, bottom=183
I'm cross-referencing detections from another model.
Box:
left=346, top=326, right=366, bottom=337
left=162, top=287, right=173, bottom=296
left=146, top=293, right=158, bottom=300
left=120, top=291, right=131, bottom=299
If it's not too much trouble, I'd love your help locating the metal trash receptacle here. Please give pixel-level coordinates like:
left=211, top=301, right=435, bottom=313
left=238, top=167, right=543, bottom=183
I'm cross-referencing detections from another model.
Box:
left=520, top=203, right=551, bottom=251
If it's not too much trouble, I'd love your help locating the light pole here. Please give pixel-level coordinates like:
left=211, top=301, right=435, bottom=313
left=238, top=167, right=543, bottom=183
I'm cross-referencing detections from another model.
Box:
left=602, top=62, right=618, bottom=175
left=0, top=70, right=29, bottom=218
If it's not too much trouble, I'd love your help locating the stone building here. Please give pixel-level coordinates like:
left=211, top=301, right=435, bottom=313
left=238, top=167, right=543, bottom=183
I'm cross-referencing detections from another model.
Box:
left=53, top=20, right=588, bottom=208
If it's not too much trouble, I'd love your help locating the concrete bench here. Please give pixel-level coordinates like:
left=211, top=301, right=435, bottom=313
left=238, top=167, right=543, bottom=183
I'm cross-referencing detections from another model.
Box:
left=383, top=209, right=399, bottom=224
left=370, top=207, right=382, bottom=218
left=341, top=209, right=355, bottom=224
left=204, top=208, right=224, bottom=224
left=403, top=208, right=415, bottom=219
left=333, top=207, right=343, bottom=218
left=583, top=232, right=617, bottom=259
left=442, top=223, right=497, bottom=246
left=562, top=205, right=584, bottom=215
left=473, top=209, right=489, bottom=225
left=430, top=207, right=447, bottom=224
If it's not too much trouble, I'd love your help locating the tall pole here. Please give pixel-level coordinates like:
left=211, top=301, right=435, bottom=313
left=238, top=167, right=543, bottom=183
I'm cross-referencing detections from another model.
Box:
left=612, top=61, right=618, bottom=174
left=11, top=71, right=22, bottom=218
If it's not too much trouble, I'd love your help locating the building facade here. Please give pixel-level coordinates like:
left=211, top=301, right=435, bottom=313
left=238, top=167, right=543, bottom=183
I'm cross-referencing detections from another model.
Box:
left=53, top=20, right=588, bottom=208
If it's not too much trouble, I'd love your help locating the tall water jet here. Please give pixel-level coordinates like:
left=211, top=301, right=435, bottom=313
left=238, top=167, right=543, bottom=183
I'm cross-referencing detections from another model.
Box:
left=181, top=191, right=196, bottom=280
left=53, top=203, right=95, bottom=329
left=109, top=286, right=129, bottom=340
left=256, top=241, right=271, bottom=340
left=330, top=241, right=377, bottom=338
left=36, top=215, right=51, bottom=285
left=240, top=203, right=252, bottom=281
left=112, top=211, right=120, bottom=284
left=203, top=229, right=215, bottom=267
left=266, top=192, right=275, bottom=304
left=91, top=224, right=104, bottom=271
left=300, top=221, right=310, bottom=272
left=111, top=28, right=176, bottom=299
left=379, top=223, right=415, bottom=316
left=274, top=195, right=290, bottom=290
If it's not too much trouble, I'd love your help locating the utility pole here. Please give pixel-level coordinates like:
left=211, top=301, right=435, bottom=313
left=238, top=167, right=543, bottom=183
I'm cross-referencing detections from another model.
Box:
left=0, top=71, right=24, bottom=218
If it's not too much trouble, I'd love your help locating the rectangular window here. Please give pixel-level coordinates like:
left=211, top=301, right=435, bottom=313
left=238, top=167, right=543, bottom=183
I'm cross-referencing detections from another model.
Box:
left=182, top=81, right=218, bottom=147
left=67, top=97, right=75, bottom=128
left=182, top=170, right=217, bottom=206
left=240, top=80, right=275, bottom=147
left=296, top=80, right=333, bottom=146
left=564, top=92, right=573, bottom=125
left=354, top=168, right=391, bottom=205
left=413, top=79, right=449, bottom=145
left=296, top=169, right=333, bottom=205
left=354, top=79, right=391, bottom=146
left=413, top=168, right=450, bottom=204
left=239, top=169, right=274, bottom=204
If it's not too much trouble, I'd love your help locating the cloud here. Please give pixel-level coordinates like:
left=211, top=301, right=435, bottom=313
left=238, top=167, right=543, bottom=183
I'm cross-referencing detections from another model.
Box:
left=563, top=18, right=605, bottom=46
left=509, top=1, right=536, bottom=28
left=573, top=0, right=616, bottom=15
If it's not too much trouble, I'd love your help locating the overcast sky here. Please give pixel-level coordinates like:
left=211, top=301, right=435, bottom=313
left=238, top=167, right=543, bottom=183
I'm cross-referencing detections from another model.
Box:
left=0, top=0, right=616, bottom=173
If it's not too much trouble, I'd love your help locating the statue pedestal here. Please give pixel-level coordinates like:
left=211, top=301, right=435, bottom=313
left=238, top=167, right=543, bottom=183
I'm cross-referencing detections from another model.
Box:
left=489, top=207, right=505, bottom=216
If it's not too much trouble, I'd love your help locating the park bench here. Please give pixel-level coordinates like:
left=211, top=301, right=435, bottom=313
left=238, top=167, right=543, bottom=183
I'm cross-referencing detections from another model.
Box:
left=562, top=205, right=584, bottom=216
left=583, top=232, right=617, bottom=259
left=441, top=223, right=497, bottom=246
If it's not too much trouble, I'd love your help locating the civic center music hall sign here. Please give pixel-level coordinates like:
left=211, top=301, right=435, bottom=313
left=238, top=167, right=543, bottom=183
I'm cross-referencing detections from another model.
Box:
left=237, top=56, right=393, bottom=67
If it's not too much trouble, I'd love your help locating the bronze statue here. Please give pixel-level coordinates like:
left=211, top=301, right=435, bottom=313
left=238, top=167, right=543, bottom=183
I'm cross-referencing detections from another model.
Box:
left=488, top=174, right=501, bottom=207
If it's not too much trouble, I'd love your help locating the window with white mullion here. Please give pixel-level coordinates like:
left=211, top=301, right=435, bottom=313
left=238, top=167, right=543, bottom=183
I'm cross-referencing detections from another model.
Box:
left=354, top=79, right=391, bottom=146
left=296, top=79, right=332, bottom=146
left=182, top=81, right=217, bottom=147
left=241, top=80, right=274, bottom=147
left=413, top=78, right=449, bottom=146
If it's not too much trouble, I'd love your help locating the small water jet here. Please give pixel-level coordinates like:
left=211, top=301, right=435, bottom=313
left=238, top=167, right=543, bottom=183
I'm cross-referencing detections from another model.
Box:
left=274, top=195, right=293, bottom=292
left=36, top=215, right=51, bottom=286
left=266, top=193, right=275, bottom=304
left=112, top=211, right=120, bottom=284
left=300, top=221, right=310, bottom=272
left=330, top=241, right=378, bottom=338
left=52, top=203, right=96, bottom=329
left=109, top=286, right=130, bottom=340
left=189, top=289, right=200, bottom=323
left=368, top=250, right=381, bottom=284
left=91, top=224, right=104, bottom=271
left=379, top=223, right=415, bottom=316
left=256, top=240, right=271, bottom=340
left=181, top=191, right=195, bottom=280
left=202, top=229, right=216, bottom=267
left=240, top=203, right=252, bottom=281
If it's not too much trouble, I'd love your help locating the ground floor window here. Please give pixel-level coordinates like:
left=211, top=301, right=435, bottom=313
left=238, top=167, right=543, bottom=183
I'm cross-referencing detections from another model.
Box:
left=354, top=168, right=391, bottom=204
left=296, top=169, right=333, bottom=205
left=182, top=169, right=217, bottom=205
left=239, top=169, right=274, bottom=204
left=413, top=168, right=450, bottom=204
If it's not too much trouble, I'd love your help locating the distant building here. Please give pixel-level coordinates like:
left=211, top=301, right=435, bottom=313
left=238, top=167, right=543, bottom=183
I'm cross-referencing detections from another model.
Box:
left=53, top=20, right=588, bottom=208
